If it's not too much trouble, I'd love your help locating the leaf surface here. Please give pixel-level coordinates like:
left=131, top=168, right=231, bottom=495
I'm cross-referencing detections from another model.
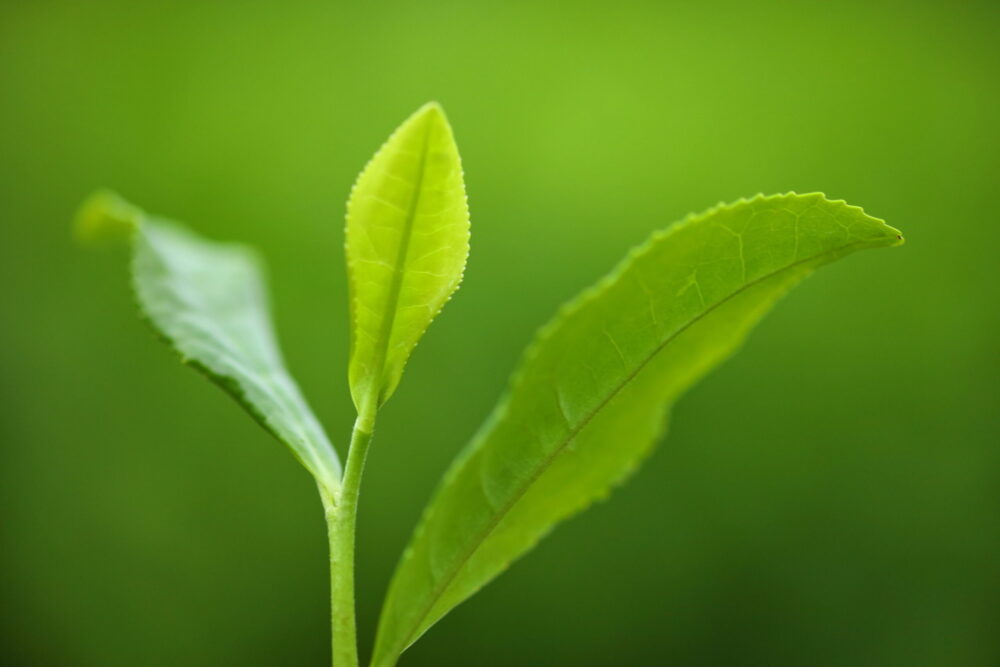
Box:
left=372, top=193, right=902, bottom=665
left=346, top=102, right=470, bottom=416
left=77, top=191, right=341, bottom=494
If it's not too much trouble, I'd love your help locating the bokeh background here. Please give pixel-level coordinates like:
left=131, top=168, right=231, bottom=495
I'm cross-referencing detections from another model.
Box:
left=2, top=1, right=998, bottom=665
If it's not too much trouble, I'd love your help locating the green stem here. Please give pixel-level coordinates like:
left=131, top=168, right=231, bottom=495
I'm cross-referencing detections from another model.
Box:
left=326, top=411, right=375, bottom=667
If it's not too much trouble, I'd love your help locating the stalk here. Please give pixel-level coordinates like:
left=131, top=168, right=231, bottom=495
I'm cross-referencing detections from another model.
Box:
left=326, top=410, right=375, bottom=667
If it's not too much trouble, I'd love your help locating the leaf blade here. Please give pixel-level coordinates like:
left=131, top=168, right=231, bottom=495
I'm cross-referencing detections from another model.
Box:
left=372, top=193, right=902, bottom=665
left=78, top=191, right=341, bottom=494
left=346, top=102, right=470, bottom=416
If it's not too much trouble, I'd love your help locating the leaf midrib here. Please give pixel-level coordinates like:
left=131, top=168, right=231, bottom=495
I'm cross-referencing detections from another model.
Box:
left=380, top=238, right=874, bottom=663
left=367, top=116, right=434, bottom=409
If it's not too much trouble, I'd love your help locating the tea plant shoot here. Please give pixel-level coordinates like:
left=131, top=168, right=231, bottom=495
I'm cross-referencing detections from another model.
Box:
left=76, top=102, right=903, bottom=667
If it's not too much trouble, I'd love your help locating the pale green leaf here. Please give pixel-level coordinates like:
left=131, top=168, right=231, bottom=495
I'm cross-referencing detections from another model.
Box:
left=372, top=193, right=903, bottom=665
left=77, top=191, right=341, bottom=494
left=346, top=102, right=470, bottom=417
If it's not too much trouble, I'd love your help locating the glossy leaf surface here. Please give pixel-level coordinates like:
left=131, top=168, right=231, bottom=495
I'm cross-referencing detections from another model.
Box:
left=345, top=102, right=470, bottom=416
left=372, top=193, right=903, bottom=665
left=77, top=191, right=341, bottom=494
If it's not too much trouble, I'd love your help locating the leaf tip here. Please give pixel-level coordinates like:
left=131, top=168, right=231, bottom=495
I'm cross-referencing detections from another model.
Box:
left=418, top=100, right=445, bottom=117
left=412, top=101, right=454, bottom=134
left=885, top=225, right=905, bottom=246
left=833, top=196, right=905, bottom=248
left=74, top=189, right=141, bottom=245
left=785, top=192, right=904, bottom=249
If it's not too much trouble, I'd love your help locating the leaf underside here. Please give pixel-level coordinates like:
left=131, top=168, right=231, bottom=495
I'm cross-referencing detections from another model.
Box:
left=346, top=102, right=470, bottom=416
left=77, top=191, right=341, bottom=494
left=372, top=193, right=903, bottom=666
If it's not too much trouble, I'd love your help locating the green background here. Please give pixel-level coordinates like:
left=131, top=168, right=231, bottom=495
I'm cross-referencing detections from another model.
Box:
left=2, top=1, right=997, bottom=665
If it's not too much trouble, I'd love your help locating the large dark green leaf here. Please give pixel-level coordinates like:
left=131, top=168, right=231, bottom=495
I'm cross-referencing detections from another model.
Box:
left=372, top=193, right=903, bottom=666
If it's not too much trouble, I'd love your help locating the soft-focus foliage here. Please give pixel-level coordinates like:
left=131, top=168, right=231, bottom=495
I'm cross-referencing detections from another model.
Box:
left=75, top=191, right=341, bottom=494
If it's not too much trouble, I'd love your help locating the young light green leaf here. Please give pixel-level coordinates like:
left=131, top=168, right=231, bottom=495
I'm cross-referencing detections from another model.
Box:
left=372, top=193, right=903, bottom=666
left=76, top=191, right=341, bottom=495
left=346, top=102, right=470, bottom=418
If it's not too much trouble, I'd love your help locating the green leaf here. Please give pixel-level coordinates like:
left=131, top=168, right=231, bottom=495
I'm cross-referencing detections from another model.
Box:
left=346, top=102, right=470, bottom=417
left=371, top=193, right=903, bottom=666
left=76, top=191, right=341, bottom=495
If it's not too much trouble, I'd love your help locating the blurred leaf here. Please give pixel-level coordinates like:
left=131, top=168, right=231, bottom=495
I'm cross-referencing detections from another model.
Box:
left=346, top=102, right=470, bottom=417
left=372, top=193, right=903, bottom=665
left=76, top=191, right=342, bottom=494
